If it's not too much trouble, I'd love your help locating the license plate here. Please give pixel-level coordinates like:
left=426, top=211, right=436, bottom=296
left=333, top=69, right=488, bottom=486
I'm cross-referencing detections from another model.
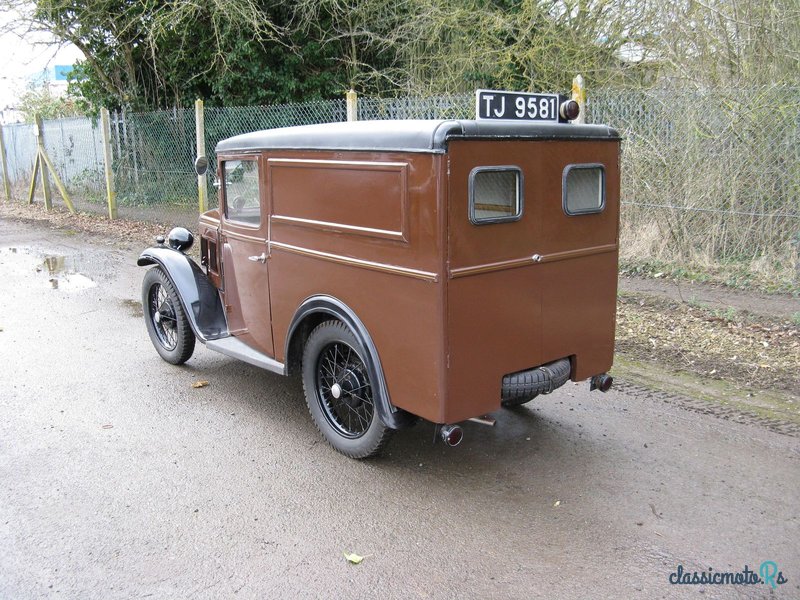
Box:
left=476, top=90, right=560, bottom=122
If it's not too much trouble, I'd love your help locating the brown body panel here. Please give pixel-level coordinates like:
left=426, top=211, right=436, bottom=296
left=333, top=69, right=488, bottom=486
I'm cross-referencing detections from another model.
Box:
left=443, top=140, right=620, bottom=422
left=264, top=151, right=447, bottom=422
left=207, top=123, right=620, bottom=425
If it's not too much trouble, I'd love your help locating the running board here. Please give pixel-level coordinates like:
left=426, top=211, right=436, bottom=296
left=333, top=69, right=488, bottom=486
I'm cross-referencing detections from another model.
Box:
left=205, top=337, right=286, bottom=375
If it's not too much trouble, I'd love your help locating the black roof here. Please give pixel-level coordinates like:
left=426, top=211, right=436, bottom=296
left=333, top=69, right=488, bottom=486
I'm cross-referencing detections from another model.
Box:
left=215, top=119, right=620, bottom=154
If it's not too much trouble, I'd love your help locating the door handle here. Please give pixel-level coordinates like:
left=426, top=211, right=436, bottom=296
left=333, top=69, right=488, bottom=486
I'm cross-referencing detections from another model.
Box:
left=248, top=253, right=267, bottom=263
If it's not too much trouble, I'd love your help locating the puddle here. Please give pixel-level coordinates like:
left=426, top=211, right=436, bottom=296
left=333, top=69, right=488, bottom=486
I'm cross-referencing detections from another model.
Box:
left=0, top=246, right=98, bottom=292
left=119, top=298, right=143, bottom=317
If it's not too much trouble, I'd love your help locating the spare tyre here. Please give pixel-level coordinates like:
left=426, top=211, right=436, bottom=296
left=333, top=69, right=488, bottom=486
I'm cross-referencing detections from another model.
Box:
left=501, top=358, right=571, bottom=407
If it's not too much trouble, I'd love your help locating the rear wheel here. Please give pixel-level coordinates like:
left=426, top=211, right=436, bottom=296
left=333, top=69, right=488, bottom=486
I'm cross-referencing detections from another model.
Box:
left=142, top=267, right=195, bottom=365
left=302, top=320, right=392, bottom=458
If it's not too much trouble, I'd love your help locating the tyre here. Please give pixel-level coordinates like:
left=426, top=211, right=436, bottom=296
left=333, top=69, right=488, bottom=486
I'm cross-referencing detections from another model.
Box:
left=501, top=358, right=571, bottom=407
left=302, top=320, right=393, bottom=458
left=142, top=266, right=196, bottom=365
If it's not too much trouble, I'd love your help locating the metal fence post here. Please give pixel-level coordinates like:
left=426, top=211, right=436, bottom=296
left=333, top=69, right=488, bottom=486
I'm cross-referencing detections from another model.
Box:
left=100, top=108, right=118, bottom=219
left=195, top=99, right=207, bottom=214
left=571, top=75, right=586, bottom=124
left=346, top=89, right=358, bottom=122
left=34, top=114, right=53, bottom=209
left=112, top=110, right=121, bottom=161
left=0, top=125, right=11, bottom=201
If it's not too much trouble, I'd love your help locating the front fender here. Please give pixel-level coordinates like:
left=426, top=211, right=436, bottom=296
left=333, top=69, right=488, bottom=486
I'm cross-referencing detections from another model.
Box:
left=138, top=247, right=227, bottom=342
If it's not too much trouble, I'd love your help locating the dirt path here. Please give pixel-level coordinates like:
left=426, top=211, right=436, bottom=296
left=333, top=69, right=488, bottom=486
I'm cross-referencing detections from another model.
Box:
left=620, top=276, right=798, bottom=320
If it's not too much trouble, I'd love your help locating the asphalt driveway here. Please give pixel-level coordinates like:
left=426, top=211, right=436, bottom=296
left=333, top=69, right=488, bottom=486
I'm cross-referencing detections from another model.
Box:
left=0, top=218, right=797, bottom=599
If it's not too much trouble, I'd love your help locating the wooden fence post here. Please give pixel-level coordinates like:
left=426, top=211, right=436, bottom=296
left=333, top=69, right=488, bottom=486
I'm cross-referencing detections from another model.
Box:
left=100, top=108, right=117, bottom=219
left=346, top=89, right=358, bottom=122
left=26, top=115, right=75, bottom=212
left=571, top=75, right=586, bottom=124
left=0, top=125, right=11, bottom=202
left=34, top=114, right=52, bottom=210
left=195, top=99, right=207, bottom=214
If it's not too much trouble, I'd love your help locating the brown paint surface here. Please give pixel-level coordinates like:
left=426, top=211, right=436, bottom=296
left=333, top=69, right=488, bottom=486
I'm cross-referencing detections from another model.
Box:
left=444, top=140, right=619, bottom=421
left=208, top=137, right=620, bottom=424
left=270, top=159, right=407, bottom=239
left=217, top=155, right=274, bottom=356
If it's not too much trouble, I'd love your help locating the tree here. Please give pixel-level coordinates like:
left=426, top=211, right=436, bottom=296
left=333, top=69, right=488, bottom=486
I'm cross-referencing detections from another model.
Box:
left=641, top=0, right=800, bottom=86
left=4, top=0, right=347, bottom=110
left=17, top=81, right=81, bottom=122
left=6, top=0, right=794, bottom=113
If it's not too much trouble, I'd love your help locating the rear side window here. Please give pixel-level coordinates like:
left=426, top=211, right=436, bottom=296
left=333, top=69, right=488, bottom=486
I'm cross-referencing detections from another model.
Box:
left=563, top=164, right=605, bottom=215
left=469, top=167, right=523, bottom=224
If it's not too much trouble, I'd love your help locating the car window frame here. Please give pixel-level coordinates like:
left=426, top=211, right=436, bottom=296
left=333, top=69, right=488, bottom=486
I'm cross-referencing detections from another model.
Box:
left=220, top=154, right=262, bottom=228
left=562, top=163, right=606, bottom=216
left=468, top=165, right=524, bottom=225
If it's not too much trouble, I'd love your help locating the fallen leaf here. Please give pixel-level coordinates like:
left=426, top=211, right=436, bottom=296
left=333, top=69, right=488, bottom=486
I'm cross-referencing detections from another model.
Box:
left=553, top=500, right=561, bottom=507
left=344, top=552, right=366, bottom=564
left=191, top=381, right=209, bottom=388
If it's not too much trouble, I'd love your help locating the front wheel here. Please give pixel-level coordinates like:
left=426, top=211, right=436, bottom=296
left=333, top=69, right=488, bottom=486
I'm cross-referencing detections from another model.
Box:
left=302, top=320, right=392, bottom=458
left=142, top=266, right=196, bottom=365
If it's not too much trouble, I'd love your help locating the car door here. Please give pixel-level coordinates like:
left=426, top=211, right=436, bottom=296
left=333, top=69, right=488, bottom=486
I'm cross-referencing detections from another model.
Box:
left=219, top=155, right=274, bottom=357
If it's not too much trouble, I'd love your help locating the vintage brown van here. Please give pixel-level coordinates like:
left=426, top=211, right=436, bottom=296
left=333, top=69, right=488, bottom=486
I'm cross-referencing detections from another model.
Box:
left=139, top=114, right=620, bottom=458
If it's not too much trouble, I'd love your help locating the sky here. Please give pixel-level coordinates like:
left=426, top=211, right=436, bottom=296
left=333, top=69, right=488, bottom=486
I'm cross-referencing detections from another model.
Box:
left=0, top=6, right=84, bottom=111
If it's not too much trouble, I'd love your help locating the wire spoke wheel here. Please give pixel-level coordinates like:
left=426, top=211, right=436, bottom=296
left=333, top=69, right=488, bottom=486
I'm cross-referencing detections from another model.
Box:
left=148, top=282, right=178, bottom=350
left=315, top=341, right=374, bottom=439
left=141, top=267, right=196, bottom=365
left=302, top=320, right=392, bottom=458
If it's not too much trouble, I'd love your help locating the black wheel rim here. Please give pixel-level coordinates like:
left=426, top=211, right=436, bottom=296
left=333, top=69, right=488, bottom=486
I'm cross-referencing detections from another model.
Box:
left=147, top=282, right=178, bottom=351
left=315, top=341, right=374, bottom=439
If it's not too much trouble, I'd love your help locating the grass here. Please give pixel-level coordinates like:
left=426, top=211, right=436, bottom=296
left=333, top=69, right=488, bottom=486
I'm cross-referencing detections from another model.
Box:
left=612, top=357, right=800, bottom=427
left=619, top=258, right=799, bottom=296
left=616, top=291, right=799, bottom=393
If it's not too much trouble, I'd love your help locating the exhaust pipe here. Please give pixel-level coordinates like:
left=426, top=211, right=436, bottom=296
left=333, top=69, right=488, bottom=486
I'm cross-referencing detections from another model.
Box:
left=440, top=424, right=463, bottom=447
left=590, top=373, right=613, bottom=393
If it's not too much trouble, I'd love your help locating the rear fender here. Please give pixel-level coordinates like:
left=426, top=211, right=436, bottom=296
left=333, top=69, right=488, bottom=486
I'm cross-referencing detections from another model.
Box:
left=286, top=295, right=417, bottom=430
left=138, top=247, right=227, bottom=342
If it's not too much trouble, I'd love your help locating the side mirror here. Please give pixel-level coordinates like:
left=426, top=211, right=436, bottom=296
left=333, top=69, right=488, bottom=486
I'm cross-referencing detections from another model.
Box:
left=194, top=155, right=209, bottom=176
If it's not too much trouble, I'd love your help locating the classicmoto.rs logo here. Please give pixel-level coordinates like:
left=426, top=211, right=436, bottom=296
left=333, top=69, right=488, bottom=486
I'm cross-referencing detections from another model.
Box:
left=668, top=562, right=788, bottom=588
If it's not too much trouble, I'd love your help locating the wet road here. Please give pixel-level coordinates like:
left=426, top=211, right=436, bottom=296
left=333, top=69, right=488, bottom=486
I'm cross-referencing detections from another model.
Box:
left=0, top=218, right=798, bottom=599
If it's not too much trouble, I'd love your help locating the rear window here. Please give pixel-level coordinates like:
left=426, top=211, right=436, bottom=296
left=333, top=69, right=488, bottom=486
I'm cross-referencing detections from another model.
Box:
left=563, top=164, right=605, bottom=215
left=469, top=167, right=523, bottom=224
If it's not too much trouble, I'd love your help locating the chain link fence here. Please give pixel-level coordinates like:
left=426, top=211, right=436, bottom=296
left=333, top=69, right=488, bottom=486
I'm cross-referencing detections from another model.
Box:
left=358, top=94, right=473, bottom=120
left=589, top=87, right=799, bottom=285
left=1, top=87, right=797, bottom=285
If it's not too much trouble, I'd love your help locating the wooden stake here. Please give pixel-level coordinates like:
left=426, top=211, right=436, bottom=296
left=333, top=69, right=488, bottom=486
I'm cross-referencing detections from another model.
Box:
left=0, top=126, right=11, bottom=201
left=34, top=115, right=52, bottom=210
left=27, top=153, right=40, bottom=205
left=100, top=108, right=117, bottom=219
left=39, top=150, right=75, bottom=213
left=346, top=89, right=358, bottom=122
left=26, top=114, right=76, bottom=214
left=571, top=75, right=586, bottom=124
left=195, top=99, right=207, bottom=214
